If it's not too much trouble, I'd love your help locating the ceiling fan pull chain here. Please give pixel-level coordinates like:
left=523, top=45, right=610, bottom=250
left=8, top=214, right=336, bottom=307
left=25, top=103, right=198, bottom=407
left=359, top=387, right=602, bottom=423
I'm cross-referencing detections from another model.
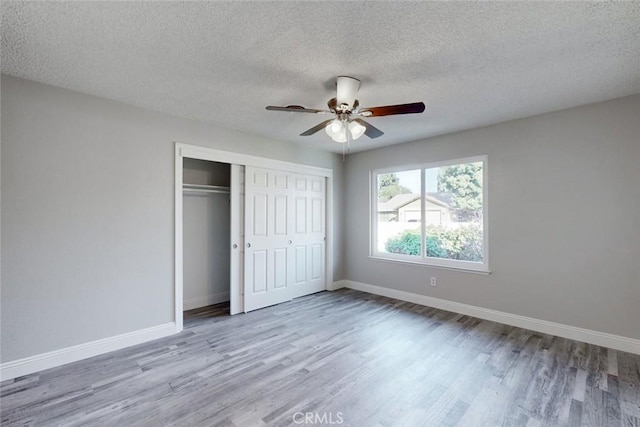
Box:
left=346, top=119, right=351, bottom=154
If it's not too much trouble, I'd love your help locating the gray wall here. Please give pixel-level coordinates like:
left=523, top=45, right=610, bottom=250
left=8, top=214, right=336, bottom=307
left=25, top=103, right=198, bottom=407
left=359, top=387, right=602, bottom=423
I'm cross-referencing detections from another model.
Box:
left=344, top=95, right=640, bottom=340
left=1, top=75, right=344, bottom=362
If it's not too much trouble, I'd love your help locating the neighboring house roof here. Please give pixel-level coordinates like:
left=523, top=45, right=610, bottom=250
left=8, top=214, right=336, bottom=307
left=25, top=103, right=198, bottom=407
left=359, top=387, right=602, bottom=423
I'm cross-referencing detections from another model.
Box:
left=378, top=193, right=451, bottom=212
left=427, top=192, right=454, bottom=206
left=378, top=193, right=421, bottom=211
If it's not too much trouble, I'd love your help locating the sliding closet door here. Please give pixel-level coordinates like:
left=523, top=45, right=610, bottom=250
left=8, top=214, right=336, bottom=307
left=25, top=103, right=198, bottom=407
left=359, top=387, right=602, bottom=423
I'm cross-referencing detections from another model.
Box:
left=244, top=167, right=327, bottom=312
left=244, top=167, right=293, bottom=312
left=290, top=174, right=326, bottom=299
left=229, top=164, right=244, bottom=315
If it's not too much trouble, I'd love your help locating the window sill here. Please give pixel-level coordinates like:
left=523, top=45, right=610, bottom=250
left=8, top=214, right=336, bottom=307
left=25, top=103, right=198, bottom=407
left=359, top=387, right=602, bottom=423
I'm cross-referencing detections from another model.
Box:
left=368, top=255, right=492, bottom=275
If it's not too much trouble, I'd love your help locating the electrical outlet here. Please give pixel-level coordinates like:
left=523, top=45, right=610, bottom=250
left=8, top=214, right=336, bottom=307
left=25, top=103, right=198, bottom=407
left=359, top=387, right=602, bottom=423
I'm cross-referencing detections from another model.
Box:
left=430, top=277, right=437, bottom=287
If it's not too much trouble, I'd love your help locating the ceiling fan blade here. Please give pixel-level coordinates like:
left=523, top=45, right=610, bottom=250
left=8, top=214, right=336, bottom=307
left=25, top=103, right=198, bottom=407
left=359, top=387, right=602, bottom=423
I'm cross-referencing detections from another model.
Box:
left=360, top=102, right=425, bottom=117
left=354, top=118, right=384, bottom=139
left=266, top=105, right=329, bottom=114
left=300, top=119, right=333, bottom=136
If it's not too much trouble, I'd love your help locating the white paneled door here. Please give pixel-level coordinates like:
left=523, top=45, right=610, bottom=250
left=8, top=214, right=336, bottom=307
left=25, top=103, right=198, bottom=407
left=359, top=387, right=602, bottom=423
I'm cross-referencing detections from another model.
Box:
left=290, top=174, right=326, bottom=299
left=229, top=164, right=245, bottom=315
left=244, top=167, right=326, bottom=312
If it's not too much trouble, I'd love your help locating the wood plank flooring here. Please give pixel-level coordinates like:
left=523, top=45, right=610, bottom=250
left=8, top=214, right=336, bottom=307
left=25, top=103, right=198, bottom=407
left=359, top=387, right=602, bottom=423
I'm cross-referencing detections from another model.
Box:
left=1, top=289, right=639, bottom=426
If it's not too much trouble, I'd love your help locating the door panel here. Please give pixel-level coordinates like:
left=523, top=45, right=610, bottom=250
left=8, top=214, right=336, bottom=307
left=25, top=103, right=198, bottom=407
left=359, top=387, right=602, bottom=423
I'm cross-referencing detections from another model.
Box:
left=244, top=167, right=293, bottom=312
left=295, top=177, right=307, bottom=191
left=311, top=177, right=322, bottom=193
left=274, top=173, right=288, bottom=188
left=253, top=169, right=268, bottom=187
left=311, top=198, right=323, bottom=233
left=295, top=197, right=306, bottom=233
left=273, top=248, right=287, bottom=289
left=290, top=174, right=326, bottom=299
left=311, top=243, right=323, bottom=280
left=274, top=195, right=288, bottom=235
left=294, top=245, right=306, bottom=285
left=252, top=194, right=268, bottom=236
left=252, top=250, right=268, bottom=293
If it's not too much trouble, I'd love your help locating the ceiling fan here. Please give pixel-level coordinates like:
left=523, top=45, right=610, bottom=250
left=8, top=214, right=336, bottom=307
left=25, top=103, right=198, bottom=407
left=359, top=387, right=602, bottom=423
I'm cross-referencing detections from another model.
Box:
left=266, top=76, right=425, bottom=144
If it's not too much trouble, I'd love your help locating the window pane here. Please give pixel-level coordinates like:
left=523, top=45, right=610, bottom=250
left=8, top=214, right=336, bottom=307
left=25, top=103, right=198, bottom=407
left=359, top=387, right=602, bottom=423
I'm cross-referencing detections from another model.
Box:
left=424, top=161, right=484, bottom=262
left=376, top=170, right=421, bottom=256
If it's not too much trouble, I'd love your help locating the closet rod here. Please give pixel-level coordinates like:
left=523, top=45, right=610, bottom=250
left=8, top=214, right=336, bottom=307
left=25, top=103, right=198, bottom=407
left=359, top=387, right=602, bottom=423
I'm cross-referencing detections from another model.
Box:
left=182, top=184, right=230, bottom=194
left=183, top=188, right=230, bottom=195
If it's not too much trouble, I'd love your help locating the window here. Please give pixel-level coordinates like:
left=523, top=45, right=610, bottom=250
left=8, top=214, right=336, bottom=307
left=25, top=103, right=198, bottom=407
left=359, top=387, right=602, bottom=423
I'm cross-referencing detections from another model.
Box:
left=371, top=156, right=488, bottom=272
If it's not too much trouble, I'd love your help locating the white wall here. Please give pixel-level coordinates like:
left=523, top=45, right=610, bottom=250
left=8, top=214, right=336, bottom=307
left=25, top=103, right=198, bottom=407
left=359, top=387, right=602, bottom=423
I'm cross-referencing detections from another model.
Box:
left=0, top=75, right=344, bottom=362
left=344, top=95, right=640, bottom=340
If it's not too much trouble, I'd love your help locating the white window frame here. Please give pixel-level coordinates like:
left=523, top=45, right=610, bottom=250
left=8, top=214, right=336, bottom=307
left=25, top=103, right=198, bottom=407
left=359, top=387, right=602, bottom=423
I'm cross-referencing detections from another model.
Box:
left=370, top=155, right=489, bottom=274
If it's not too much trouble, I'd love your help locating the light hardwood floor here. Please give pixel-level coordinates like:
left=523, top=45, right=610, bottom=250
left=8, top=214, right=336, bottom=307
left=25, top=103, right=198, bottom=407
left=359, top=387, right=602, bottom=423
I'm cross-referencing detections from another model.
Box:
left=1, top=289, right=639, bottom=426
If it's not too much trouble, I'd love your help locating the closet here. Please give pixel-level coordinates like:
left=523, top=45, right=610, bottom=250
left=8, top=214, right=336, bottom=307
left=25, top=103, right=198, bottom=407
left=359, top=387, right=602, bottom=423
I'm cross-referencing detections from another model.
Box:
left=176, top=143, right=332, bottom=322
left=182, top=159, right=231, bottom=311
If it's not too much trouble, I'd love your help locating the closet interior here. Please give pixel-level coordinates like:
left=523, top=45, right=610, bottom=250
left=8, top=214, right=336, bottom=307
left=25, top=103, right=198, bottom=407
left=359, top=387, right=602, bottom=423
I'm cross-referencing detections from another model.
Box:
left=182, top=158, right=231, bottom=312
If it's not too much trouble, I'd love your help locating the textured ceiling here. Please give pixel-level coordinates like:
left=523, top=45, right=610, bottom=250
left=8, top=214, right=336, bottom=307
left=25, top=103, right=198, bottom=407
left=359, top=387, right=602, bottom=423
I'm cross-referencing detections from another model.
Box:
left=2, top=2, right=639, bottom=153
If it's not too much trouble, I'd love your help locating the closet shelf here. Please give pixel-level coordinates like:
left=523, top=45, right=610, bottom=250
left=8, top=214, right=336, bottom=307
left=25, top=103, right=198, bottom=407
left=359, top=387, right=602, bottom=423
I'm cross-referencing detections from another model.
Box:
left=183, top=184, right=230, bottom=194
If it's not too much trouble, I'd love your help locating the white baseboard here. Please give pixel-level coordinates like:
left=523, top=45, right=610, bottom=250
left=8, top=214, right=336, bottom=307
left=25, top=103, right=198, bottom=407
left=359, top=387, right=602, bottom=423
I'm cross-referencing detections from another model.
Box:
left=183, top=292, right=230, bottom=311
left=327, top=280, right=347, bottom=291
left=342, top=280, right=640, bottom=355
left=0, top=322, right=178, bottom=381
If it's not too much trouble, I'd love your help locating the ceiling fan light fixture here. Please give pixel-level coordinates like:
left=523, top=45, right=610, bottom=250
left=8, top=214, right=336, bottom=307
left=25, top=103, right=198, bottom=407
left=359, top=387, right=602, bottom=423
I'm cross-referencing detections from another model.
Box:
left=330, top=129, right=347, bottom=143
left=328, top=118, right=343, bottom=133
left=348, top=120, right=366, bottom=140
left=324, top=119, right=347, bottom=142
left=325, top=119, right=347, bottom=143
left=333, top=132, right=347, bottom=143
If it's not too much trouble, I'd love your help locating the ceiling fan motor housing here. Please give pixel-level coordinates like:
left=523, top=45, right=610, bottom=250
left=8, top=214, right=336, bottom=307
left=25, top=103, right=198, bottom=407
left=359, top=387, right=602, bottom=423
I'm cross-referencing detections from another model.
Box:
left=336, top=76, right=360, bottom=110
